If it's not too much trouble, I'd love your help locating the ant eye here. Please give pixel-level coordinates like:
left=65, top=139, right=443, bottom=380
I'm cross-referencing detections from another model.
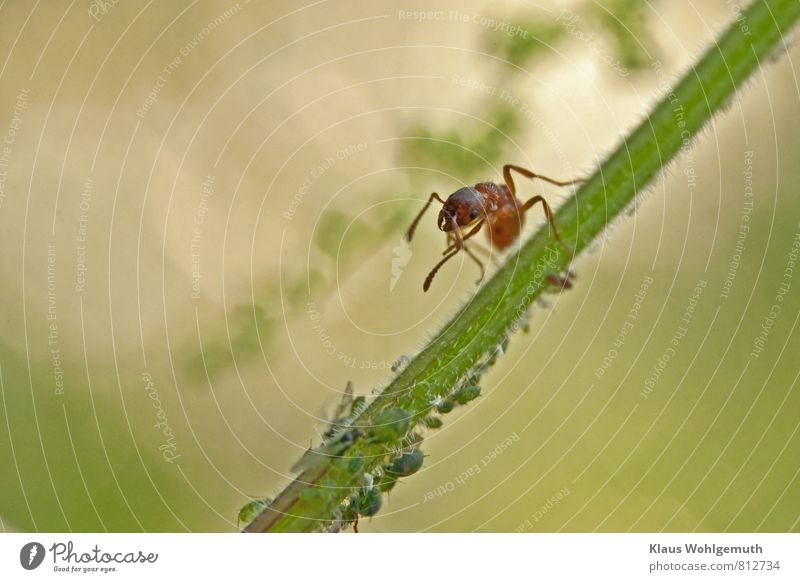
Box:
left=469, top=209, right=479, bottom=220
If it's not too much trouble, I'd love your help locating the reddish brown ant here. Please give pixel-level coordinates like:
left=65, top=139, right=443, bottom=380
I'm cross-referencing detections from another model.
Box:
left=405, top=164, right=581, bottom=291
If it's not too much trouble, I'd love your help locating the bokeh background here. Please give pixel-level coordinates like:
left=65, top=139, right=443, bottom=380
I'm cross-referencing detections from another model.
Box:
left=0, top=0, right=798, bottom=532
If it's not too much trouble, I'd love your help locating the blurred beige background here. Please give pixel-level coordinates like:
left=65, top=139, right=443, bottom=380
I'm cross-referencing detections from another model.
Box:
left=0, top=0, right=798, bottom=532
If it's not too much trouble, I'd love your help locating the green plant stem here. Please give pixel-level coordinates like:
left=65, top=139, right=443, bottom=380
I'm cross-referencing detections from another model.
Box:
left=244, top=0, right=800, bottom=533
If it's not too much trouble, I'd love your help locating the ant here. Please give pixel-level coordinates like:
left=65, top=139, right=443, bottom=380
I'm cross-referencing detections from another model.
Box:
left=406, top=164, right=581, bottom=291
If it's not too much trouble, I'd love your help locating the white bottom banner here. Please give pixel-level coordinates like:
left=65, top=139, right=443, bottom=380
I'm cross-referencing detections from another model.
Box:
left=0, top=533, right=797, bottom=580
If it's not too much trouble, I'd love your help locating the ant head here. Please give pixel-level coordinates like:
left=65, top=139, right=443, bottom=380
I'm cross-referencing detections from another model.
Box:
left=438, top=187, right=483, bottom=232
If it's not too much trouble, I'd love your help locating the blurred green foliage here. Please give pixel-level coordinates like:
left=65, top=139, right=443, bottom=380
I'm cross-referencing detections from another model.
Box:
left=399, top=104, right=520, bottom=179
left=314, top=210, right=377, bottom=261
left=285, top=268, right=326, bottom=312
left=488, top=19, right=567, bottom=66
left=0, top=344, right=198, bottom=531
left=186, top=303, right=273, bottom=382
left=186, top=202, right=412, bottom=383
left=591, top=0, right=656, bottom=72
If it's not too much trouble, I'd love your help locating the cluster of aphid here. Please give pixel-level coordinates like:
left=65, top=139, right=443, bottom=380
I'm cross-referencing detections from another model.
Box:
left=238, top=323, right=527, bottom=532
left=235, top=378, right=486, bottom=532
left=238, top=263, right=572, bottom=532
left=321, top=329, right=512, bottom=533
left=329, top=440, right=425, bottom=533
left=237, top=323, right=540, bottom=532
left=323, top=378, right=486, bottom=533
left=325, top=404, right=417, bottom=533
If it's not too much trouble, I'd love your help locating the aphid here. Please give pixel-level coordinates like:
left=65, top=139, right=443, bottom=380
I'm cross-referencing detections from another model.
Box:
left=406, top=164, right=581, bottom=291
left=342, top=486, right=383, bottom=533
left=391, top=355, right=410, bottom=372
left=337, top=500, right=359, bottom=533
left=366, top=407, right=412, bottom=443
left=422, top=416, right=443, bottom=429
left=379, top=474, right=398, bottom=493
left=451, top=385, right=481, bottom=405
left=435, top=399, right=455, bottom=414
left=386, top=448, right=425, bottom=478
left=378, top=464, right=400, bottom=491
left=355, top=486, right=382, bottom=517
left=346, top=455, right=365, bottom=473
left=237, top=497, right=271, bottom=530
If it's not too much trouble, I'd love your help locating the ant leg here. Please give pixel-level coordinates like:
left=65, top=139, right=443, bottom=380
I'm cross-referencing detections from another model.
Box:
left=426, top=244, right=486, bottom=290
left=442, top=218, right=485, bottom=255
left=426, top=218, right=487, bottom=291
left=406, top=193, right=446, bottom=242
left=503, top=164, right=581, bottom=197
left=469, top=241, right=500, bottom=265
left=503, top=165, right=579, bottom=254
left=446, top=232, right=486, bottom=283
left=463, top=245, right=486, bottom=284
left=519, top=195, right=572, bottom=256
left=434, top=232, right=487, bottom=287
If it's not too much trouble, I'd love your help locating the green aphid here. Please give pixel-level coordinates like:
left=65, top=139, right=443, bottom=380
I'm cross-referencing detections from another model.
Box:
left=436, top=400, right=455, bottom=414
left=355, top=487, right=382, bottom=517
left=347, top=455, right=365, bottom=473
left=386, top=448, right=424, bottom=478
left=237, top=498, right=270, bottom=530
left=423, top=416, right=443, bottom=429
left=340, top=501, right=358, bottom=523
left=367, top=407, right=412, bottom=443
left=451, top=385, right=481, bottom=405
left=379, top=475, right=398, bottom=493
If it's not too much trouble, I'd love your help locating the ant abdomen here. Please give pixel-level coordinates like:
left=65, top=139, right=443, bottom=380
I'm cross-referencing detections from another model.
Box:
left=486, top=205, right=524, bottom=250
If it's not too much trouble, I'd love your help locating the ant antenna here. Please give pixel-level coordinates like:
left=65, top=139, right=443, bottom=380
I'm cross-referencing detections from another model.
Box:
left=423, top=248, right=460, bottom=292
left=406, top=193, right=445, bottom=242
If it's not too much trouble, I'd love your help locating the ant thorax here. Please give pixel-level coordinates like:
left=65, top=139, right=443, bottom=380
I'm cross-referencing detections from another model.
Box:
left=474, top=182, right=513, bottom=209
